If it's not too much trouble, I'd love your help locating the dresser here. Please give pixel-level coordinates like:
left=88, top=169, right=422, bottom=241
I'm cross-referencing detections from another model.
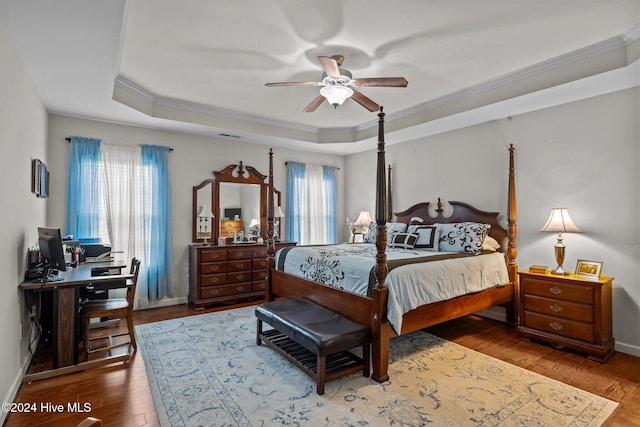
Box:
left=189, top=242, right=296, bottom=310
left=517, top=270, right=614, bottom=362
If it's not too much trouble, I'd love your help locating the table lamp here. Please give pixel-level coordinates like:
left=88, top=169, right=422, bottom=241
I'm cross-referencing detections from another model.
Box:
left=540, top=208, right=581, bottom=275
left=354, top=211, right=372, bottom=234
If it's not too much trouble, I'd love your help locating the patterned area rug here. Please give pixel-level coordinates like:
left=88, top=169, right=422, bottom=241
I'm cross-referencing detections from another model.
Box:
left=137, top=306, right=618, bottom=426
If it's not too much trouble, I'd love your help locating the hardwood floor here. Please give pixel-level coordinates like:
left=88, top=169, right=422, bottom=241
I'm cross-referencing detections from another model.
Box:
left=6, top=302, right=639, bottom=426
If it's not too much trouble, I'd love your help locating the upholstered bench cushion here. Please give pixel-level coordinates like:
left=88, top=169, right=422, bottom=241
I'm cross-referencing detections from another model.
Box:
left=255, top=298, right=369, bottom=357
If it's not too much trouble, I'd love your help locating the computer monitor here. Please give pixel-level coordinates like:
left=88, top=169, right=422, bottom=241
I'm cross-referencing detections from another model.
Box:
left=38, top=227, right=67, bottom=281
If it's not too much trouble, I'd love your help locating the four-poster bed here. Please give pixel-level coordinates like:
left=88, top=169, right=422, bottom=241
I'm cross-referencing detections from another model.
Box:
left=264, top=108, right=518, bottom=382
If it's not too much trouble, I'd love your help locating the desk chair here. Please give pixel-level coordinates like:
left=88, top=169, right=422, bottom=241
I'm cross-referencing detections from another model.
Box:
left=82, top=258, right=140, bottom=359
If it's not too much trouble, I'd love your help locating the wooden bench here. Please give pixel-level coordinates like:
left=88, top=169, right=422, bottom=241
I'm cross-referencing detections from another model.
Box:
left=255, top=297, right=370, bottom=395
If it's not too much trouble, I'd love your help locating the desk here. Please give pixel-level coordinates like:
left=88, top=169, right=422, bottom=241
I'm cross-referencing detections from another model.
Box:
left=19, top=261, right=132, bottom=382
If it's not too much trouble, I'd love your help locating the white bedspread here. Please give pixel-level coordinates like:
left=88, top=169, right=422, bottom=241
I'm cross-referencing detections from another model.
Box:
left=275, top=243, right=509, bottom=333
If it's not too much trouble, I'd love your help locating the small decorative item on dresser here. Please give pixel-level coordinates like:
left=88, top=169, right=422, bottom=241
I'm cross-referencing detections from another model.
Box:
left=529, top=265, right=549, bottom=274
left=575, top=259, right=603, bottom=279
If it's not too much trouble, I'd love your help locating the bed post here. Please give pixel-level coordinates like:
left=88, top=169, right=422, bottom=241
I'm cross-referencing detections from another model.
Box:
left=387, top=165, right=393, bottom=222
left=266, top=148, right=276, bottom=302
left=506, top=144, right=518, bottom=326
left=372, top=107, right=391, bottom=383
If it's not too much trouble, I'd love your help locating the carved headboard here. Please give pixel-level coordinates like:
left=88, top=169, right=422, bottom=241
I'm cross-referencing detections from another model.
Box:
left=394, top=198, right=508, bottom=249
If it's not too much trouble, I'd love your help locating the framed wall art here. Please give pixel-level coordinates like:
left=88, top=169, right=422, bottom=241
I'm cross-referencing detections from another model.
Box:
left=31, top=158, right=49, bottom=198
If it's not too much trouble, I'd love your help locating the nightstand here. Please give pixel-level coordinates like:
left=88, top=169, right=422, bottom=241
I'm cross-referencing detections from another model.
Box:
left=517, top=270, right=614, bottom=362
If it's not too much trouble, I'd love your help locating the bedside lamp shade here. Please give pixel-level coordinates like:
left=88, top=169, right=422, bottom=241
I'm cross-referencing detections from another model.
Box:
left=540, top=208, right=581, bottom=275
left=354, top=211, right=372, bottom=231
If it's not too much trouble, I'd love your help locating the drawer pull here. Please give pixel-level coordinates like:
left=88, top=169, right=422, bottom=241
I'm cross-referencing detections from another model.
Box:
left=236, top=263, right=245, bottom=268
left=210, top=289, right=218, bottom=295
left=236, top=286, right=244, bottom=292
left=549, top=286, right=563, bottom=295
left=236, top=274, right=244, bottom=280
left=549, top=322, right=563, bottom=331
left=549, top=304, right=563, bottom=313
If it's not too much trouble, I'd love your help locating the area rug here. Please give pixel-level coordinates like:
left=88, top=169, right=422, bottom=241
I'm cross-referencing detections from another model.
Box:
left=136, top=306, right=618, bottom=426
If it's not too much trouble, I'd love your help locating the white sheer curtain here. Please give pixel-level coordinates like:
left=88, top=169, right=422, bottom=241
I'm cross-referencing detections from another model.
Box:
left=100, top=144, right=147, bottom=304
left=305, top=164, right=326, bottom=244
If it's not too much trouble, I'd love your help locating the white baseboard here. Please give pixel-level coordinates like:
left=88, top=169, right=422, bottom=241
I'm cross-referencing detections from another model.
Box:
left=2, top=349, right=35, bottom=426
left=136, top=296, right=186, bottom=311
left=474, top=307, right=640, bottom=358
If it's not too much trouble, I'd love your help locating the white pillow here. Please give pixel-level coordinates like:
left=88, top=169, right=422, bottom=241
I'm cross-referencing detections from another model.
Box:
left=413, top=226, right=440, bottom=251
left=386, top=222, right=408, bottom=245
left=481, top=235, right=501, bottom=252
left=389, top=232, right=418, bottom=249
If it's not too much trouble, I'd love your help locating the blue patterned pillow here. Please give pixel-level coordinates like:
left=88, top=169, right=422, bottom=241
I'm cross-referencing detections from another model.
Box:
left=437, top=222, right=490, bottom=255
left=364, top=221, right=377, bottom=243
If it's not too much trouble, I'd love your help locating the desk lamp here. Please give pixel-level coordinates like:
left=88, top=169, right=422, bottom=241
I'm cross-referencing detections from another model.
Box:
left=540, top=208, right=581, bottom=275
left=354, top=211, right=372, bottom=234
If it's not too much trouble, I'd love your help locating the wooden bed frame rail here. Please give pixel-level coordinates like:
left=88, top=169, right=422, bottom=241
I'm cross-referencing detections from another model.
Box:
left=265, top=110, right=518, bottom=383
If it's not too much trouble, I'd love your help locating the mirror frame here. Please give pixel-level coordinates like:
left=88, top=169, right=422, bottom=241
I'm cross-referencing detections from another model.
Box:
left=192, top=161, right=281, bottom=243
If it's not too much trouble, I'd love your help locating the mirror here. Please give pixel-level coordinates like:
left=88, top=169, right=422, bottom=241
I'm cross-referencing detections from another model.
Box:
left=192, top=161, right=282, bottom=244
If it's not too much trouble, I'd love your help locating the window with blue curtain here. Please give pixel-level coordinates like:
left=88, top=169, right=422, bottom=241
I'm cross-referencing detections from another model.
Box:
left=286, top=161, right=338, bottom=245
left=65, top=136, right=102, bottom=243
left=65, top=138, right=176, bottom=304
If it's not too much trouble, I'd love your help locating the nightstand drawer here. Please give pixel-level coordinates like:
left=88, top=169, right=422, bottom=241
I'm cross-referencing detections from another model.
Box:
left=524, top=295, right=593, bottom=323
left=523, top=311, right=594, bottom=342
left=522, top=278, right=593, bottom=304
left=200, top=273, right=227, bottom=286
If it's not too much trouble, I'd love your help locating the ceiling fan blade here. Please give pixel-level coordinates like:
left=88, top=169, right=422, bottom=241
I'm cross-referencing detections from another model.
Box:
left=354, top=77, right=409, bottom=87
left=303, top=95, right=326, bottom=112
left=351, top=90, right=380, bottom=112
left=265, top=81, right=320, bottom=87
left=318, top=56, right=341, bottom=78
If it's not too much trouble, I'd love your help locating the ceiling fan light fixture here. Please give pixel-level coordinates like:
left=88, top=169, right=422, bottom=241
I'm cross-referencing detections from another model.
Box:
left=320, top=85, right=353, bottom=107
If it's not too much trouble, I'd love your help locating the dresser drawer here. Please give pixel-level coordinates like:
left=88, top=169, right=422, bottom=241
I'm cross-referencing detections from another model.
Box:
left=522, top=278, right=593, bottom=304
left=200, top=283, right=251, bottom=299
left=252, top=270, right=267, bottom=282
left=201, top=262, right=227, bottom=275
left=228, top=248, right=253, bottom=260
left=227, top=271, right=252, bottom=284
left=200, top=249, right=227, bottom=262
left=228, top=260, right=251, bottom=272
left=252, top=258, right=267, bottom=270
left=523, top=311, right=594, bottom=342
left=252, top=281, right=266, bottom=292
left=200, top=273, right=227, bottom=286
left=524, top=295, right=593, bottom=323
left=253, top=247, right=268, bottom=258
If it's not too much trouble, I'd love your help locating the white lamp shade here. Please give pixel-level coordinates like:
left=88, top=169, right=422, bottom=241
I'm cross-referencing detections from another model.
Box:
left=249, top=218, right=260, bottom=228
left=354, top=210, right=373, bottom=226
left=197, top=205, right=214, bottom=218
left=540, top=208, right=581, bottom=233
left=274, top=205, right=285, bottom=218
left=320, top=85, right=353, bottom=106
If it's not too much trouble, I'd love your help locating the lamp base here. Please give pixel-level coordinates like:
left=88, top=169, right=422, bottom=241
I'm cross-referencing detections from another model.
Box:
left=550, top=267, right=570, bottom=275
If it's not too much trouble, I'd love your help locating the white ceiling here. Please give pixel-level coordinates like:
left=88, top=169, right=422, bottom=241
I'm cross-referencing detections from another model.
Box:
left=1, top=0, right=638, bottom=155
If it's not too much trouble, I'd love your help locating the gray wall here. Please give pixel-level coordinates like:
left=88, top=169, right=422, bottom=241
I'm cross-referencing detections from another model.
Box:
left=0, top=18, right=49, bottom=422
left=345, top=88, right=640, bottom=355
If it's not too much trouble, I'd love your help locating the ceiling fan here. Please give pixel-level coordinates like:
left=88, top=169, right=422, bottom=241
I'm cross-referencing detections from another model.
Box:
left=265, top=55, right=408, bottom=112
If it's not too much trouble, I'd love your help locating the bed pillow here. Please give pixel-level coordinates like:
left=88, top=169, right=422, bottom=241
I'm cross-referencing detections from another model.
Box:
left=481, top=235, right=501, bottom=252
left=389, top=232, right=419, bottom=249
left=386, top=222, right=408, bottom=245
left=407, top=216, right=425, bottom=234
left=436, top=222, right=490, bottom=255
left=413, top=225, right=440, bottom=251
left=364, top=221, right=377, bottom=243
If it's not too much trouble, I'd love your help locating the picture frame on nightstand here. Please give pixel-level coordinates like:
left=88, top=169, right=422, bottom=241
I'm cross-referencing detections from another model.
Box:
left=575, top=259, right=603, bottom=279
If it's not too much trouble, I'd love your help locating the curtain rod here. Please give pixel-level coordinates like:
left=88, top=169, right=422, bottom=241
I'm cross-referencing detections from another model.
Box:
left=65, top=137, right=173, bottom=151
left=284, top=161, right=340, bottom=170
